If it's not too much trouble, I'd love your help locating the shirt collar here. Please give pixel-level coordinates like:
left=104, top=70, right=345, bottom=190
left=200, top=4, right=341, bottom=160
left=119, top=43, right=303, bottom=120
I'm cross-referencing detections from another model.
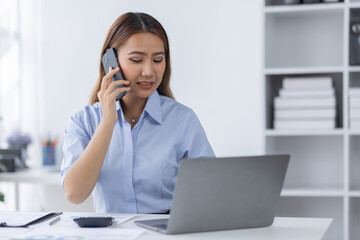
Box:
left=144, top=91, right=163, bottom=125
left=115, top=91, right=163, bottom=125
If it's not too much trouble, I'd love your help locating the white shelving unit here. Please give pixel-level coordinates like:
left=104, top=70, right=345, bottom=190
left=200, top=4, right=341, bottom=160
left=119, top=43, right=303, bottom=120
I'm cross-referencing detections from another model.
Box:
left=263, top=1, right=360, bottom=239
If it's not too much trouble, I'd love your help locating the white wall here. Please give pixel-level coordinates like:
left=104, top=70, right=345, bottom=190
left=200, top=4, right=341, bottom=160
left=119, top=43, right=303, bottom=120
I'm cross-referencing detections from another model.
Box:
left=11, top=0, right=263, bottom=212
left=37, top=0, right=263, bottom=160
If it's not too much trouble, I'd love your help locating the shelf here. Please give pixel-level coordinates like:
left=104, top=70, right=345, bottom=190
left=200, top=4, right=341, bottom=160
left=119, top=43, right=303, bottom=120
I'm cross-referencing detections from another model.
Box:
left=265, top=72, right=344, bottom=129
left=265, top=9, right=343, bottom=68
left=349, top=191, right=360, bottom=197
left=349, top=130, right=360, bottom=135
left=348, top=66, right=360, bottom=72
left=265, top=3, right=344, bottom=14
left=349, top=136, right=360, bottom=192
left=265, top=66, right=344, bottom=75
left=349, top=198, right=360, bottom=239
left=349, top=2, right=360, bottom=8
left=266, top=129, right=360, bottom=136
left=265, top=129, right=344, bottom=136
left=267, top=135, right=344, bottom=190
left=0, top=168, right=60, bottom=185
left=282, top=188, right=344, bottom=197
left=263, top=1, right=359, bottom=238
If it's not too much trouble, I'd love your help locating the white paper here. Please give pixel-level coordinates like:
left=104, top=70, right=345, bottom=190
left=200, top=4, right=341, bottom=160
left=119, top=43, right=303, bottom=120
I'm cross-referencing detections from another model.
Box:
left=10, top=227, right=144, bottom=240
left=0, top=212, right=52, bottom=226
left=0, top=228, right=29, bottom=240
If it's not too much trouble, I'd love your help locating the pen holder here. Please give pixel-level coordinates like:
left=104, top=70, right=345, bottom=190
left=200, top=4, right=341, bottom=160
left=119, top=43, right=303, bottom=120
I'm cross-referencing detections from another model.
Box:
left=42, top=145, right=56, bottom=166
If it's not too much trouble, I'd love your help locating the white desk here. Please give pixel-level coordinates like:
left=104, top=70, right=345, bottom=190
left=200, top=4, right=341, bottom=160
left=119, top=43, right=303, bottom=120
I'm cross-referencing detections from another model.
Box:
left=0, top=212, right=333, bottom=240
left=123, top=214, right=333, bottom=240
left=0, top=174, right=334, bottom=239
left=9, top=212, right=329, bottom=240
left=0, top=168, right=60, bottom=210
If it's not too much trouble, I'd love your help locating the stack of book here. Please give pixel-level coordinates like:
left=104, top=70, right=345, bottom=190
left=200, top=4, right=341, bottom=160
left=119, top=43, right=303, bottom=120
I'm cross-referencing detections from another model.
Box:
left=349, top=88, right=360, bottom=130
left=273, top=76, right=336, bottom=130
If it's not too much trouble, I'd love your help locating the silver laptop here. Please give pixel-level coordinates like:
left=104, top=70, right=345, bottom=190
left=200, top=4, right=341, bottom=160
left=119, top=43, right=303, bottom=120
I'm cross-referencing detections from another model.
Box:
left=135, top=154, right=289, bottom=234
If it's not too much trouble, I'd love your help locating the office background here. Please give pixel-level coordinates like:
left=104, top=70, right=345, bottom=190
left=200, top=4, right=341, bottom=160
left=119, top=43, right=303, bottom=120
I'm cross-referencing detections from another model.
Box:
left=6, top=1, right=360, bottom=239
left=0, top=0, right=263, bottom=209
left=20, top=0, right=263, bottom=158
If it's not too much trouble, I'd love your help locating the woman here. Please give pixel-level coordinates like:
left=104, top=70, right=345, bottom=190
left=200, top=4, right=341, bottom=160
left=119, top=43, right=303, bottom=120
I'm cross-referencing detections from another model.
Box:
left=61, top=12, right=215, bottom=214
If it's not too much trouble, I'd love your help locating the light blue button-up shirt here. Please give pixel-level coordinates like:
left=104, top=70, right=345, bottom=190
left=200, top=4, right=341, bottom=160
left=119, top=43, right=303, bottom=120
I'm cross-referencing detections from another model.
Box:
left=61, top=91, right=215, bottom=213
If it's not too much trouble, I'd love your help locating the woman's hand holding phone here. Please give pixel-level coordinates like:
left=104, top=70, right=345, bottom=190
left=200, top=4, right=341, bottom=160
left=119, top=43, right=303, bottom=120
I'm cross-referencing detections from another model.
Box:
left=98, top=67, right=130, bottom=126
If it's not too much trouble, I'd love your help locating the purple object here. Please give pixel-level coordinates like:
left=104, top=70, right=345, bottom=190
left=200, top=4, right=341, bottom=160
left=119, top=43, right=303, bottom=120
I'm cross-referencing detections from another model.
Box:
left=6, top=132, right=32, bottom=149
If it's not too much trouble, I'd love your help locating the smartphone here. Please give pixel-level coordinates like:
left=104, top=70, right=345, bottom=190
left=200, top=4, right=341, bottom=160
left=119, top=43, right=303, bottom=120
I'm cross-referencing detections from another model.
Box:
left=102, top=48, right=127, bottom=100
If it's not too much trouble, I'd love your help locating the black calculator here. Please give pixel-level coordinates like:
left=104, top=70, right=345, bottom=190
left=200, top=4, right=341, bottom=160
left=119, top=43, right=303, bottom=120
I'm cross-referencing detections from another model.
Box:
left=73, top=217, right=114, bottom=228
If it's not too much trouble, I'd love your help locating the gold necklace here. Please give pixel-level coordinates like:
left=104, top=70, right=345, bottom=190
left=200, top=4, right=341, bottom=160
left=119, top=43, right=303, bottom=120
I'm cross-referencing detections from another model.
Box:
left=124, top=114, right=139, bottom=124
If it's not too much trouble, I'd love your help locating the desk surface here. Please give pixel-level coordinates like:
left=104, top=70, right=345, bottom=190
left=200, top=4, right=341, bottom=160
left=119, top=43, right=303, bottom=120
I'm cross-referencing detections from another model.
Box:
left=0, top=171, right=334, bottom=240
left=0, top=212, right=333, bottom=240
left=124, top=214, right=333, bottom=240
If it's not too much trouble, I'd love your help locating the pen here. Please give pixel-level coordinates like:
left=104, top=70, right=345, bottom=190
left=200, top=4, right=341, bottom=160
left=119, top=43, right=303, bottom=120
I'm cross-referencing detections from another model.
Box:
left=49, top=216, right=61, bottom=226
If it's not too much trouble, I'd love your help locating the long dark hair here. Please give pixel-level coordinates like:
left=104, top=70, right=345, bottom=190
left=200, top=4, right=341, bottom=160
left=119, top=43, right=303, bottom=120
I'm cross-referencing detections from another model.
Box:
left=89, top=12, right=174, bottom=104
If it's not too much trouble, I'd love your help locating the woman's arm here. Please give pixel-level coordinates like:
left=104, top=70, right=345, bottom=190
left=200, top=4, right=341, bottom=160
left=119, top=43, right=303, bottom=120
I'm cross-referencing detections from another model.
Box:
left=63, top=67, right=130, bottom=204
left=63, top=121, right=115, bottom=204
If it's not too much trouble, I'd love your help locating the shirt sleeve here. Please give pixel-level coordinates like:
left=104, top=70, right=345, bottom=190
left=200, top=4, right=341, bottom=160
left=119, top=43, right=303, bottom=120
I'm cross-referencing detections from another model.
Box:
left=60, top=112, right=92, bottom=188
left=181, top=109, right=215, bottom=159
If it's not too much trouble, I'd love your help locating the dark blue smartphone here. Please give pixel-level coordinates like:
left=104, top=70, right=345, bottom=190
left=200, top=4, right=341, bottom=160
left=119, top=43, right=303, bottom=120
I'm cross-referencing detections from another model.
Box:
left=102, top=48, right=126, bottom=100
